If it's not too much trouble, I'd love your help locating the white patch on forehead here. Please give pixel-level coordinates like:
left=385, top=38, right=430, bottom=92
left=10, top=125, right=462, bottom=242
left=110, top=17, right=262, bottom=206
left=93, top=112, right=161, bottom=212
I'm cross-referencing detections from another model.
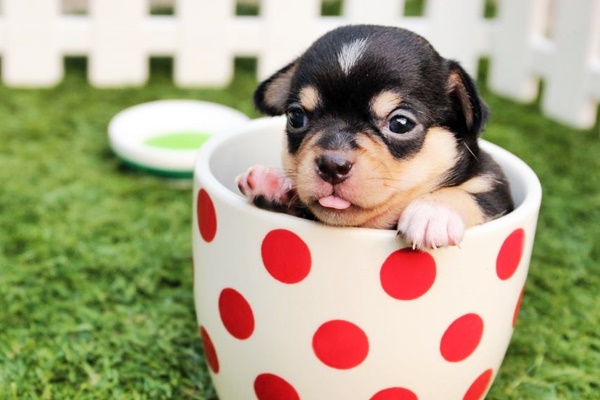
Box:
left=338, top=38, right=369, bottom=75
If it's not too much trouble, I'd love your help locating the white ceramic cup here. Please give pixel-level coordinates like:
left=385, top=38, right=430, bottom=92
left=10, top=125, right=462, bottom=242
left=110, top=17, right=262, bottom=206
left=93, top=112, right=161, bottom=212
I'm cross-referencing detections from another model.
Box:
left=192, top=117, right=542, bottom=400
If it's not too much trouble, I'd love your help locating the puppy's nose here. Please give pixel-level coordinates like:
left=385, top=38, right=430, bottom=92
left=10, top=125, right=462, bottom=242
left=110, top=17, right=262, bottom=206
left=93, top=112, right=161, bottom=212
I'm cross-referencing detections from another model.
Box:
left=316, top=154, right=353, bottom=185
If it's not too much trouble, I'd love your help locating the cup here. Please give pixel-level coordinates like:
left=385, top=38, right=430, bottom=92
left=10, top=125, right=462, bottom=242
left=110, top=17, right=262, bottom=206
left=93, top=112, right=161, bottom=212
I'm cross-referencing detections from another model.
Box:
left=192, top=117, right=541, bottom=400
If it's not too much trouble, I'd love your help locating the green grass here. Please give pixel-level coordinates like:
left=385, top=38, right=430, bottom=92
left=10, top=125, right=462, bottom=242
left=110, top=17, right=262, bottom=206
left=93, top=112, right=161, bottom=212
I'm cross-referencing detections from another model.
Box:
left=0, top=56, right=598, bottom=400
left=0, top=58, right=259, bottom=400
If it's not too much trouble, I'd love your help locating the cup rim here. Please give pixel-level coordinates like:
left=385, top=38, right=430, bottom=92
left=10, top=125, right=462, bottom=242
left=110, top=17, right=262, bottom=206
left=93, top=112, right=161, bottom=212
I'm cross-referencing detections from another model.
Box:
left=194, top=117, right=542, bottom=241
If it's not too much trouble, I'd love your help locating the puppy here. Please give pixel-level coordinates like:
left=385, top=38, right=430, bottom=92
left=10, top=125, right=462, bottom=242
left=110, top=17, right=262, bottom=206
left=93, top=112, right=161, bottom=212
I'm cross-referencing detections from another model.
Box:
left=236, top=25, right=513, bottom=249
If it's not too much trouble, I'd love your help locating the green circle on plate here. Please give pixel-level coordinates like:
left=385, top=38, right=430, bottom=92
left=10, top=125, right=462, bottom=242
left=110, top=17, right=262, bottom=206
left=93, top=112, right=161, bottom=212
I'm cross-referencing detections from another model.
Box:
left=144, top=131, right=211, bottom=150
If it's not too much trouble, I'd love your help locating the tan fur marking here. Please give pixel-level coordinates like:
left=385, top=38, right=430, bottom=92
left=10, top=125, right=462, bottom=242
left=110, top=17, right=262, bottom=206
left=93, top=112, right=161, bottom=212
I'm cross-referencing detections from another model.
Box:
left=299, top=86, right=321, bottom=112
left=370, top=91, right=402, bottom=120
left=264, top=64, right=298, bottom=111
left=460, top=175, right=494, bottom=195
left=447, top=71, right=473, bottom=129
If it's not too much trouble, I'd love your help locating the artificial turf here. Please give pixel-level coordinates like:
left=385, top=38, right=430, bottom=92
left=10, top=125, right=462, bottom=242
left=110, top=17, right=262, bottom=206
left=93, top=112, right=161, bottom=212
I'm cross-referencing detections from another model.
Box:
left=0, top=56, right=598, bottom=400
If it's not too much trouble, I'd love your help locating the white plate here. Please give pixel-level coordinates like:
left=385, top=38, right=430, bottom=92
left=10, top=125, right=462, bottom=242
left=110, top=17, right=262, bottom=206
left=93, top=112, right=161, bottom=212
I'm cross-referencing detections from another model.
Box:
left=108, top=100, right=249, bottom=178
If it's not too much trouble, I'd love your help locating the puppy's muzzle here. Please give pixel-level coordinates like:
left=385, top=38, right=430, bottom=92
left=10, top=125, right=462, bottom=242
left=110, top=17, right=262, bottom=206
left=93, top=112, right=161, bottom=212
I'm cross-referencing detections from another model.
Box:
left=316, top=154, right=353, bottom=185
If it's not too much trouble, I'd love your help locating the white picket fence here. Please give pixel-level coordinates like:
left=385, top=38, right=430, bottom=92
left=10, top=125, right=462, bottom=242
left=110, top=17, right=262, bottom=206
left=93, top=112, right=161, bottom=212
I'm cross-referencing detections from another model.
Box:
left=0, top=0, right=599, bottom=129
left=489, top=0, right=600, bottom=129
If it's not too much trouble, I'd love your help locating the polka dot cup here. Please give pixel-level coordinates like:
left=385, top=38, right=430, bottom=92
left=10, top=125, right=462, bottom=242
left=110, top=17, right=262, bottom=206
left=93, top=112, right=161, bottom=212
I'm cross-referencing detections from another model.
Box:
left=192, top=117, right=542, bottom=400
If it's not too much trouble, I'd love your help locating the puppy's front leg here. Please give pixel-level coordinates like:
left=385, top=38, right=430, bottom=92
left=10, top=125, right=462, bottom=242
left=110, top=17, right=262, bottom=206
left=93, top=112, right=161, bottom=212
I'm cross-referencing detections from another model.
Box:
left=236, top=166, right=304, bottom=217
left=398, top=186, right=486, bottom=250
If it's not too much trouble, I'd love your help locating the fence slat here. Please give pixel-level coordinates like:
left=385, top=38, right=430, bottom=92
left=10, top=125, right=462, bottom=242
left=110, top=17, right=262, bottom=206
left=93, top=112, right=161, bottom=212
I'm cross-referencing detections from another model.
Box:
left=175, top=0, right=236, bottom=87
left=540, top=0, right=600, bottom=128
left=488, top=0, right=549, bottom=102
left=343, top=0, right=403, bottom=25
left=3, top=0, right=62, bottom=87
left=424, top=0, right=488, bottom=76
left=257, top=0, right=324, bottom=80
left=89, top=0, right=148, bottom=87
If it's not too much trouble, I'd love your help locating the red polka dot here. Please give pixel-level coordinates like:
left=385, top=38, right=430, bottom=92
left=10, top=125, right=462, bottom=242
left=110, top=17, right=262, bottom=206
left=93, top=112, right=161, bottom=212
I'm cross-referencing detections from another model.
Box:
left=312, top=320, right=369, bottom=369
left=261, top=229, right=311, bottom=284
left=254, top=373, right=300, bottom=400
left=199, top=326, right=219, bottom=373
left=463, top=369, right=494, bottom=400
left=440, top=313, right=484, bottom=362
left=496, top=229, right=525, bottom=280
left=197, top=189, right=217, bottom=242
left=370, top=387, right=419, bottom=400
left=380, top=248, right=437, bottom=300
left=513, top=286, right=525, bottom=327
left=218, top=288, right=255, bottom=340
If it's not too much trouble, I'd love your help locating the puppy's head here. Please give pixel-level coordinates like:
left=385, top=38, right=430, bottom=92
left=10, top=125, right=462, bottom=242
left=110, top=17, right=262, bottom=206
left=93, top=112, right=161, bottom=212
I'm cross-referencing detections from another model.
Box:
left=254, top=25, right=488, bottom=228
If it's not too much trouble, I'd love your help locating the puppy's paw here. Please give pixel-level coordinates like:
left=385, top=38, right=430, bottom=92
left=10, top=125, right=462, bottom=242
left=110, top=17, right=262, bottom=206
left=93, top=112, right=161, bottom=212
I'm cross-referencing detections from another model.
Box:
left=236, top=166, right=295, bottom=211
left=397, top=200, right=465, bottom=250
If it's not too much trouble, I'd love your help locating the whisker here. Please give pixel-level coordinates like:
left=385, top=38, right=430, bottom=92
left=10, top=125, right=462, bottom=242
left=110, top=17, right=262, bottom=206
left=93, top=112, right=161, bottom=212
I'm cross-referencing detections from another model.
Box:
left=463, top=141, right=478, bottom=161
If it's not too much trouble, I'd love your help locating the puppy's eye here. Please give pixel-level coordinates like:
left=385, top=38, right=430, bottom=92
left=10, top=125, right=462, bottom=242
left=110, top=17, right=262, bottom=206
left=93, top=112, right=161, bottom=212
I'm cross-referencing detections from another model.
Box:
left=286, top=106, right=308, bottom=131
left=388, top=114, right=416, bottom=134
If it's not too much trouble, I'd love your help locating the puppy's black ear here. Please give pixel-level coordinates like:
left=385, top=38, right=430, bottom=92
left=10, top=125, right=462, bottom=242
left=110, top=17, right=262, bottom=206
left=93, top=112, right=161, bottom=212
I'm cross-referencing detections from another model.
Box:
left=254, top=61, right=298, bottom=116
left=445, top=60, right=488, bottom=138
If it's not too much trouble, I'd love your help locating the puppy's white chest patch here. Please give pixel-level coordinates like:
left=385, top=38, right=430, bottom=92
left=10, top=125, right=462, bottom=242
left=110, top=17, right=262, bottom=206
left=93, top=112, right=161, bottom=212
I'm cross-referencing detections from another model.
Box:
left=338, top=38, right=369, bottom=75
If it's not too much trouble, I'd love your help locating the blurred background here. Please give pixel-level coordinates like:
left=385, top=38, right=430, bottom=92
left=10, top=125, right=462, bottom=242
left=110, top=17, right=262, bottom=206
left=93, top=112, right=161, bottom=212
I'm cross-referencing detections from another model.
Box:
left=0, top=0, right=598, bottom=399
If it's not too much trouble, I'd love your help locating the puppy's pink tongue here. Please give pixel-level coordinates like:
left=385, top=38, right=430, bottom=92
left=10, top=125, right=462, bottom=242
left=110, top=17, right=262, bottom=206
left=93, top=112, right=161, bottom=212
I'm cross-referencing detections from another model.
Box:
left=318, top=195, right=351, bottom=210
